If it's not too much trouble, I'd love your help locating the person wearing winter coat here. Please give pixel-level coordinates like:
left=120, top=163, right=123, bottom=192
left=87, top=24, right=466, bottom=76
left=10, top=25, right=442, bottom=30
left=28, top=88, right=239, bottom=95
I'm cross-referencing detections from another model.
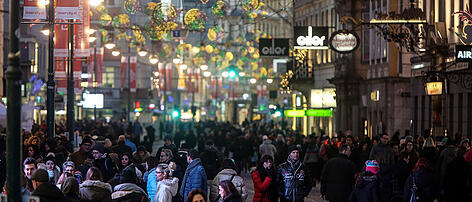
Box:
left=111, top=165, right=149, bottom=202
left=403, top=158, right=439, bottom=202
left=251, top=155, right=277, bottom=202
left=61, top=177, right=82, bottom=202
left=92, top=144, right=118, bottom=182
left=154, top=163, right=179, bottom=202
left=277, top=145, right=313, bottom=202
left=180, top=149, right=208, bottom=202
left=200, top=140, right=223, bottom=180
left=210, top=159, right=247, bottom=202
left=79, top=167, right=113, bottom=202
left=218, top=180, right=242, bottom=202
left=349, top=160, right=380, bottom=202
left=30, top=169, right=67, bottom=202
left=443, top=148, right=472, bottom=202
left=320, top=144, right=356, bottom=202
left=259, top=136, right=277, bottom=160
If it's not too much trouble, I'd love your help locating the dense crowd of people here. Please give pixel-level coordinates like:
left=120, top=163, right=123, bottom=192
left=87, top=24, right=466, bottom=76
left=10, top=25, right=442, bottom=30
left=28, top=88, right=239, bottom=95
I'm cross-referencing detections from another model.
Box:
left=0, top=119, right=470, bottom=202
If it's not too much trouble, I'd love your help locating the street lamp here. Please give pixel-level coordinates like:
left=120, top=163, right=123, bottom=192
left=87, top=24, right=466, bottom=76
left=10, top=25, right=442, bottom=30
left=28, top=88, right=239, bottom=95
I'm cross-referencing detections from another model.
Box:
left=200, top=64, right=208, bottom=71
left=180, top=64, right=187, bottom=70
left=238, top=72, right=245, bottom=77
left=89, top=0, right=103, bottom=6
left=153, top=71, right=159, bottom=77
left=267, top=78, right=273, bottom=84
left=87, top=28, right=96, bottom=35
left=41, top=27, right=50, bottom=36
left=138, top=50, right=148, bottom=57
left=149, top=56, right=158, bottom=64
left=105, top=42, right=116, bottom=49
left=173, top=58, right=181, bottom=64
left=250, top=78, right=257, bottom=84
left=112, top=50, right=120, bottom=56
left=222, top=71, right=229, bottom=78
left=203, top=71, right=211, bottom=77
left=88, top=36, right=97, bottom=43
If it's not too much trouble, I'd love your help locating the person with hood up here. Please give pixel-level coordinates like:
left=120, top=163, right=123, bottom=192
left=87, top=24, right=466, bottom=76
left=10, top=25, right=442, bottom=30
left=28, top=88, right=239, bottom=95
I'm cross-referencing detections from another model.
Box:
left=259, top=135, right=277, bottom=160
left=154, top=163, right=179, bottom=202
left=111, top=164, right=149, bottom=202
left=61, top=177, right=81, bottom=202
left=349, top=160, right=380, bottom=202
left=79, top=167, right=113, bottom=202
left=30, top=169, right=66, bottom=202
left=210, top=159, right=247, bottom=202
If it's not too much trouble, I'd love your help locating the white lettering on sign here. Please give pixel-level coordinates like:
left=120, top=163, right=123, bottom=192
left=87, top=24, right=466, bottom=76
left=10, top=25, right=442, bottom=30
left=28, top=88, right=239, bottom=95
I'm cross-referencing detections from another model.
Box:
left=297, top=26, right=325, bottom=46
left=457, top=50, right=472, bottom=59
left=262, top=39, right=286, bottom=55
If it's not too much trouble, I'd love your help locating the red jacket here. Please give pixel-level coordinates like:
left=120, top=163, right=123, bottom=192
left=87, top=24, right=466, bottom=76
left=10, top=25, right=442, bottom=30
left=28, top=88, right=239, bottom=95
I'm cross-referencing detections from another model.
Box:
left=251, top=170, right=272, bottom=202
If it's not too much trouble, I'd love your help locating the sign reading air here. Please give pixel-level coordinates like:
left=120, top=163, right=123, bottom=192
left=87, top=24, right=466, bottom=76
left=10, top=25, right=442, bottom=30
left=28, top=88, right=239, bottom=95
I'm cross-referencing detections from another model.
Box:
left=294, top=26, right=329, bottom=49
left=456, top=45, right=472, bottom=62
left=259, top=38, right=290, bottom=56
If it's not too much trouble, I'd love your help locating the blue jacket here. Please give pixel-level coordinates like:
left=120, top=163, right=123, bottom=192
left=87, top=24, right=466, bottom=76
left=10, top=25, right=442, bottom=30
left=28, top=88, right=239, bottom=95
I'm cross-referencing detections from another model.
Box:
left=179, top=158, right=208, bottom=201
left=125, top=139, right=137, bottom=152
left=147, top=168, right=158, bottom=202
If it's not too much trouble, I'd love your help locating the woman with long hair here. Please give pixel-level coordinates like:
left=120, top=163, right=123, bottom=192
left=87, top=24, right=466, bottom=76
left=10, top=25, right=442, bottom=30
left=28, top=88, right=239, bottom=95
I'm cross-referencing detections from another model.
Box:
left=154, top=163, right=179, bottom=202
left=403, top=158, right=439, bottom=202
left=79, top=167, right=113, bottom=202
left=218, top=180, right=242, bottom=202
left=349, top=160, right=380, bottom=202
left=251, top=155, right=277, bottom=202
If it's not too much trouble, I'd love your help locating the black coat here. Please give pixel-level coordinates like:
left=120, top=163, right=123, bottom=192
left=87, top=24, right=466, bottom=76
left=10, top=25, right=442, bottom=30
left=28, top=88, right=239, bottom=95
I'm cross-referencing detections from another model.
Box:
left=443, top=156, right=472, bottom=202
left=403, top=168, right=438, bottom=202
left=31, top=182, right=67, bottom=202
left=349, top=173, right=380, bottom=202
left=93, top=156, right=117, bottom=182
left=222, top=194, right=242, bottom=202
left=320, top=154, right=357, bottom=201
left=276, top=159, right=312, bottom=202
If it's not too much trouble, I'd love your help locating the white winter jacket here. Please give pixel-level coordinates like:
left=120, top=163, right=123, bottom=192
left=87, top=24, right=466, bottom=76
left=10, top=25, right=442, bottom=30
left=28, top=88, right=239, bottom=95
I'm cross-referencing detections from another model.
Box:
left=154, top=177, right=179, bottom=202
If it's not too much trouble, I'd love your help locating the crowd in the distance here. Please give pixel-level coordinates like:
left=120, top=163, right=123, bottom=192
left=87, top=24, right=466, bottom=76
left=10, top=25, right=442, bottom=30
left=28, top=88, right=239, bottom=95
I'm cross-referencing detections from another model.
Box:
left=0, top=119, right=470, bottom=202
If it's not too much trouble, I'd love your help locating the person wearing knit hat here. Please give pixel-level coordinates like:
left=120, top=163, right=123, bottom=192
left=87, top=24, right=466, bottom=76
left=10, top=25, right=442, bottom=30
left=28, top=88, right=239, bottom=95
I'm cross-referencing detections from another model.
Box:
left=92, top=143, right=117, bottom=182
left=31, top=169, right=66, bottom=201
left=365, top=160, right=380, bottom=174
left=276, top=144, right=312, bottom=202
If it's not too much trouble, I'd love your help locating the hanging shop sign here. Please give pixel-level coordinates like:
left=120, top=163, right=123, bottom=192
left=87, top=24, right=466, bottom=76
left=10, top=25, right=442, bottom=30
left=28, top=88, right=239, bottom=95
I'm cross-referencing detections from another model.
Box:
left=23, top=0, right=46, bottom=19
left=56, top=0, right=80, bottom=19
left=294, top=26, right=329, bottom=49
left=259, top=38, right=290, bottom=56
left=425, top=82, right=443, bottom=95
left=329, top=30, right=360, bottom=53
left=306, top=109, right=333, bottom=117
left=455, top=45, right=472, bottom=62
left=285, top=110, right=305, bottom=117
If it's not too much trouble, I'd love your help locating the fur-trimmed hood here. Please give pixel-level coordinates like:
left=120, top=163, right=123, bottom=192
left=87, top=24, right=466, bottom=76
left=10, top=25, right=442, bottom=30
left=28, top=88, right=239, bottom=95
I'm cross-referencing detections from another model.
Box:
left=79, top=180, right=112, bottom=201
left=112, top=183, right=147, bottom=199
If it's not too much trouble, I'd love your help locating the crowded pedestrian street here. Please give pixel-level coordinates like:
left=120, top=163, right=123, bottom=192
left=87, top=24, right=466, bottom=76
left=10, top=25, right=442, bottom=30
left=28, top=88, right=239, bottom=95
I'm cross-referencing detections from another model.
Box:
left=2, top=0, right=472, bottom=201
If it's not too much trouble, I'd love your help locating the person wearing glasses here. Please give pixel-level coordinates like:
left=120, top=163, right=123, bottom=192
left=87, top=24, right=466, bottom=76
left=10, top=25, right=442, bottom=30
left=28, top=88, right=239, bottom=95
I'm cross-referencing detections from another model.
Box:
left=154, top=163, right=179, bottom=202
left=69, top=136, right=93, bottom=167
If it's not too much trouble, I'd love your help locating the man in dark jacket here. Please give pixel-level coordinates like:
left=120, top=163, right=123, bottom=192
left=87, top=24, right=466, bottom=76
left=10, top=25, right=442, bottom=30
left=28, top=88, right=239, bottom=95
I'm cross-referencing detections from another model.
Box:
left=321, top=143, right=357, bottom=202
left=157, top=135, right=178, bottom=157
left=276, top=145, right=312, bottom=202
left=92, top=144, right=117, bottom=182
left=369, top=133, right=395, bottom=167
left=112, top=135, right=133, bottom=156
left=180, top=149, right=208, bottom=202
left=200, top=140, right=222, bottom=180
left=443, top=148, right=472, bottom=202
left=31, top=169, right=66, bottom=202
